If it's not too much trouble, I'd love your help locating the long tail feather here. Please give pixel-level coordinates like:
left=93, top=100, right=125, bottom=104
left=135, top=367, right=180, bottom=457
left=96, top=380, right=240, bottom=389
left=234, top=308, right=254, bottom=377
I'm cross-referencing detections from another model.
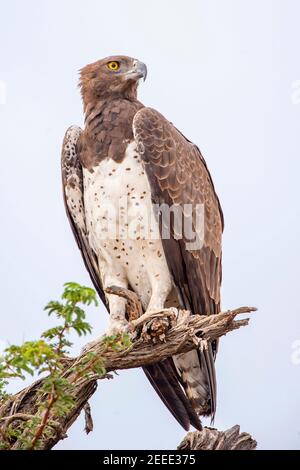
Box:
left=143, top=359, right=202, bottom=431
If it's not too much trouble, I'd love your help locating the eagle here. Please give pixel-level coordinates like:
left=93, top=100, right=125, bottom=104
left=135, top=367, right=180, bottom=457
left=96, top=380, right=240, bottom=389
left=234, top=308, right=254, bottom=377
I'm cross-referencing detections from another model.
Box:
left=61, top=56, right=224, bottom=431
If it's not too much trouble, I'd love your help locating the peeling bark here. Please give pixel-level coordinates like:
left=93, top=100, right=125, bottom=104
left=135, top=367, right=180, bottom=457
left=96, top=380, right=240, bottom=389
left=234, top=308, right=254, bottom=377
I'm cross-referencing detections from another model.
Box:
left=178, top=425, right=257, bottom=450
left=0, top=289, right=256, bottom=450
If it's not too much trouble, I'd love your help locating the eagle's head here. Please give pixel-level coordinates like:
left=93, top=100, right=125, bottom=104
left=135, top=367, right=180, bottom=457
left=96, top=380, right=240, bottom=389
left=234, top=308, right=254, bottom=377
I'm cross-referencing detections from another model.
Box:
left=79, top=55, right=147, bottom=106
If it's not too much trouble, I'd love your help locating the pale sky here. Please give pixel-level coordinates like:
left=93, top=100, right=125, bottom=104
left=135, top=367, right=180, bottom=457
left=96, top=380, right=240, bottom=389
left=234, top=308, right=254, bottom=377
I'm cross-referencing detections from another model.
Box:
left=0, top=0, right=300, bottom=450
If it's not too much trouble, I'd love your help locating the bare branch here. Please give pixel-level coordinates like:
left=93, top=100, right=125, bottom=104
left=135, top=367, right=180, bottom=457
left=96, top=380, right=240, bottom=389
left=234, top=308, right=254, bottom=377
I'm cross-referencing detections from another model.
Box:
left=0, top=289, right=256, bottom=450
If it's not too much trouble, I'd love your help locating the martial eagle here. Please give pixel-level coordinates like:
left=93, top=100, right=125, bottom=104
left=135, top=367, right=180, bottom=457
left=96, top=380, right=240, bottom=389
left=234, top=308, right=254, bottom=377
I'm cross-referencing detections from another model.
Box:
left=61, top=56, right=223, bottom=430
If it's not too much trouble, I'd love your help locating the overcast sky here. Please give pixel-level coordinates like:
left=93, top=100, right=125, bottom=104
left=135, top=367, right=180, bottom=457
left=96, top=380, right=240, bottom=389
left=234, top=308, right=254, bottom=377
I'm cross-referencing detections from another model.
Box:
left=1, top=0, right=300, bottom=450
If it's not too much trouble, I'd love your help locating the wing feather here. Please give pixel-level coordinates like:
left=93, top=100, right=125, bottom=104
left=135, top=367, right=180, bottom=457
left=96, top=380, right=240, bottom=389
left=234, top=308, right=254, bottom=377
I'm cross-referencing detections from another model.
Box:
left=61, top=126, right=107, bottom=307
left=133, top=108, right=224, bottom=417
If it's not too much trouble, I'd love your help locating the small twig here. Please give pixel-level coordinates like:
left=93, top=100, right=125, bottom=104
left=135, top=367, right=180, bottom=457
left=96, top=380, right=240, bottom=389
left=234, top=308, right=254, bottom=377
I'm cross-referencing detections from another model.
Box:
left=29, top=388, right=56, bottom=450
left=105, top=286, right=143, bottom=321
left=83, top=402, right=93, bottom=434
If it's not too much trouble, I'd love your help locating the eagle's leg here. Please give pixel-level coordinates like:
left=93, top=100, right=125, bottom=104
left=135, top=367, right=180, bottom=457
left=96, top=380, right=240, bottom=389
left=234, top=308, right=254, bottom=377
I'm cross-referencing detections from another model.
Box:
left=100, top=263, right=129, bottom=335
left=143, top=265, right=177, bottom=317
left=106, top=290, right=129, bottom=335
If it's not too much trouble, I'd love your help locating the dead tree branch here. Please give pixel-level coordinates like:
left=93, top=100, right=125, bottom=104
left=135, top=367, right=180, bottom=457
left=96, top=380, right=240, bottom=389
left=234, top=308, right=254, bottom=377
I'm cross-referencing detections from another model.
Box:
left=178, top=425, right=257, bottom=450
left=0, top=286, right=256, bottom=450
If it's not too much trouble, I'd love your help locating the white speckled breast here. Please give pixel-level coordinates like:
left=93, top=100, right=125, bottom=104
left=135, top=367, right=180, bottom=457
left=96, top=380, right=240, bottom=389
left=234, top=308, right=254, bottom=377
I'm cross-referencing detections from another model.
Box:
left=82, top=140, right=173, bottom=310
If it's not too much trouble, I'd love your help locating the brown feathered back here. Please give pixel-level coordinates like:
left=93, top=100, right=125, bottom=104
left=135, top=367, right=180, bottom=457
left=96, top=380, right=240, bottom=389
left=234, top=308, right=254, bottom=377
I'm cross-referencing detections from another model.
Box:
left=133, top=108, right=224, bottom=416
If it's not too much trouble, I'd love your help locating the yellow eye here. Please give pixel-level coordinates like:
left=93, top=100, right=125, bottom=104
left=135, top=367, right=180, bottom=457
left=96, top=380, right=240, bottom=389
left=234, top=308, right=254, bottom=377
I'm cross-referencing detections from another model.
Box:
left=107, top=61, right=120, bottom=71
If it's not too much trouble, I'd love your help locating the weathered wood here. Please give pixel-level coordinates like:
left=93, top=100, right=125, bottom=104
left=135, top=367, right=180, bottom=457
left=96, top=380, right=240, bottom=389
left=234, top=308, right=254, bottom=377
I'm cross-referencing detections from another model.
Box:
left=178, top=425, right=257, bottom=450
left=0, top=288, right=256, bottom=450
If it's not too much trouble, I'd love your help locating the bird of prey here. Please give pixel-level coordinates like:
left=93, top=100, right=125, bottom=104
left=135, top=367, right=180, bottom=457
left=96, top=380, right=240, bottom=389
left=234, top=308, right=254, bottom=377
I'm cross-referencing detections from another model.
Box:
left=61, top=56, right=223, bottom=431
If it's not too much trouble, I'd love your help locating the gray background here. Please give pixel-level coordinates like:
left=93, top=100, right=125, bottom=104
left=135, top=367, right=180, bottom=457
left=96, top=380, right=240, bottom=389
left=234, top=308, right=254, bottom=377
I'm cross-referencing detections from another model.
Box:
left=0, top=0, right=299, bottom=450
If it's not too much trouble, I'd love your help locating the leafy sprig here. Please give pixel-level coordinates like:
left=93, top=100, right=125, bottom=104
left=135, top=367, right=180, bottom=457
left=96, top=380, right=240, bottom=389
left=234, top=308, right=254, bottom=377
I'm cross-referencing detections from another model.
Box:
left=0, top=282, right=98, bottom=449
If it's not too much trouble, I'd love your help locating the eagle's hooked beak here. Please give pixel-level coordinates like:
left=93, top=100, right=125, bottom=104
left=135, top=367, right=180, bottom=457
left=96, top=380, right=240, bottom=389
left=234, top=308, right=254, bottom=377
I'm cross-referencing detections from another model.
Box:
left=126, top=60, right=147, bottom=82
